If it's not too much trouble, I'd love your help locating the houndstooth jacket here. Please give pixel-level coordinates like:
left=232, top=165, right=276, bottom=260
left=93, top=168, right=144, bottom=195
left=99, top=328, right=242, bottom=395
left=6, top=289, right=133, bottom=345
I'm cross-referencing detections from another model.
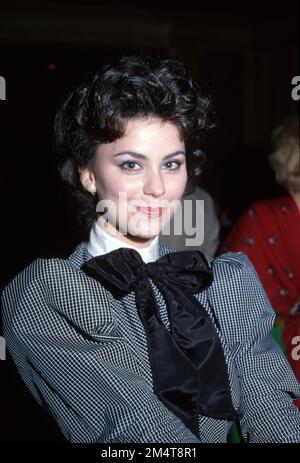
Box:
left=2, top=242, right=300, bottom=443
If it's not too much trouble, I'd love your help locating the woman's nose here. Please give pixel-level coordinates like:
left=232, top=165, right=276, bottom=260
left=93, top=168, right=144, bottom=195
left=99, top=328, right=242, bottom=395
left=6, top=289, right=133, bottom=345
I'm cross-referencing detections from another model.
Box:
left=143, top=170, right=166, bottom=197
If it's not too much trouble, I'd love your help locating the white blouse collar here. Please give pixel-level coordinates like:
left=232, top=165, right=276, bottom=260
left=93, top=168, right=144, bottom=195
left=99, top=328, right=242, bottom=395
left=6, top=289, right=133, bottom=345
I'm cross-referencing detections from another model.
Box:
left=87, top=221, right=159, bottom=263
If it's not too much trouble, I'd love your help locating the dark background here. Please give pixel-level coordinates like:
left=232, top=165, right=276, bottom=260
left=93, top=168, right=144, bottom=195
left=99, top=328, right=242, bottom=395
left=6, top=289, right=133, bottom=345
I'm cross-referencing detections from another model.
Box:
left=0, top=0, right=298, bottom=442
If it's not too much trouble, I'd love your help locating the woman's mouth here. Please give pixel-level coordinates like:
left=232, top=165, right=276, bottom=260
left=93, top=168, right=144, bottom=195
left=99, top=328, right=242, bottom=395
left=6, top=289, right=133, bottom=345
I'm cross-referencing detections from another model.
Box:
left=136, top=207, right=164, bottom=218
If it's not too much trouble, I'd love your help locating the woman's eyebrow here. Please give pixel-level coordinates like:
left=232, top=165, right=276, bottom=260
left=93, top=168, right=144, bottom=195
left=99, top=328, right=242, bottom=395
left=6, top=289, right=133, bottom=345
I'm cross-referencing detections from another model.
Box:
left=113, top=150, right=186, bottom=160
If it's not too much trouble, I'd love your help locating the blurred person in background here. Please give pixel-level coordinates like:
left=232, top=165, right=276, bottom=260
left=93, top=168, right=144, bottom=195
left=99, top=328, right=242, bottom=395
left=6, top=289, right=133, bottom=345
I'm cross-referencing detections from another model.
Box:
left=220, top=115, right=300, bottom=409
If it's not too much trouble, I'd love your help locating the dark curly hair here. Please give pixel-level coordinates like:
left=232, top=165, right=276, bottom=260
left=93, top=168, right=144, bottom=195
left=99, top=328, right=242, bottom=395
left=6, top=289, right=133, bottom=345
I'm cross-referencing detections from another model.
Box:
left=54, top=55, right=215, bottom=233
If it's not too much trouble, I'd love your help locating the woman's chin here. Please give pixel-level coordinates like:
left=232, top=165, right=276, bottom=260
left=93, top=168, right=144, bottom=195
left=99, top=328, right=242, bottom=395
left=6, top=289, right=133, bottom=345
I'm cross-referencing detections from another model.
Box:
left=124, top=216, right=163, bottom=238
left=126, top=226, right=161, bottom=240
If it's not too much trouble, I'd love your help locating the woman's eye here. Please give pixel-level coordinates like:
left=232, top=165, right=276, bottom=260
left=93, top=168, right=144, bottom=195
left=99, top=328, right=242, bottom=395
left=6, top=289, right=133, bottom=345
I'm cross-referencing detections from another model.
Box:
left=164, top=160, right=184, bottom=170
left=119, top=161, right=141, bottom=171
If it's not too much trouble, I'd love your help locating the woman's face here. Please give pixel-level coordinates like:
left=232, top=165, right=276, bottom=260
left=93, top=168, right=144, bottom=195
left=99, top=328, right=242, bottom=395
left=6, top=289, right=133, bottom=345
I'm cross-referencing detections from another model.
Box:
left=80, top=117, right=187, bottom=247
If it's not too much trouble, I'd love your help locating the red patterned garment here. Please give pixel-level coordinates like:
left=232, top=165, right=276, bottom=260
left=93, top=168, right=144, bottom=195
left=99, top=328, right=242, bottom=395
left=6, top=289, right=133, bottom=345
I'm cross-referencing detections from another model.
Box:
left=220, top=196, right=300, bottom=408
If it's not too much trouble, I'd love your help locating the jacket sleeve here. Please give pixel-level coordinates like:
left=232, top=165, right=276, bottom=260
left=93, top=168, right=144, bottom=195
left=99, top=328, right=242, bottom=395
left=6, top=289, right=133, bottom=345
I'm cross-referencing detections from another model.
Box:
left=1, top=258, right=200, bottom=444
left=208, top=252, right=300, bottom=443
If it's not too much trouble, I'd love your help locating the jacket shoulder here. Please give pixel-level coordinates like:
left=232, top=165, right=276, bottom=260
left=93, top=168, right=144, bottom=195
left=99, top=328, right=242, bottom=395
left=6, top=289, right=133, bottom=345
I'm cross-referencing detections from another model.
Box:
left=1, top=245, right=114, bottom=339
left=2, top=255, right=78, bottom=295
left=210, top=250, right=251, bottom=269
left=2, top=242, right=89, bottom=296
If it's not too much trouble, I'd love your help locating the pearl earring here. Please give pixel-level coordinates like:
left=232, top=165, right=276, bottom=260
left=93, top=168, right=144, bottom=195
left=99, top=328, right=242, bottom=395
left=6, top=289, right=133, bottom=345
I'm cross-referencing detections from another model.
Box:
left=86, top=183, right=96, bottom=196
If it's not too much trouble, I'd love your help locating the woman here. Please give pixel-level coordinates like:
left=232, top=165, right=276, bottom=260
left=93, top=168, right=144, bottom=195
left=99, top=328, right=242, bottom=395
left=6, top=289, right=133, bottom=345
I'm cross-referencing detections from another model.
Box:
left=2, top=56, right=300, bottom=443
left=220, top=115, right=300, bottom=409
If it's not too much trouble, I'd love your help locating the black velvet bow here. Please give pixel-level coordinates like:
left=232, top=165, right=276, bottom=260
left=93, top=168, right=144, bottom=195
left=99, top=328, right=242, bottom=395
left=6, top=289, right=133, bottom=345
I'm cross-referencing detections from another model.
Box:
left=81, top=248, right=237, bottom=437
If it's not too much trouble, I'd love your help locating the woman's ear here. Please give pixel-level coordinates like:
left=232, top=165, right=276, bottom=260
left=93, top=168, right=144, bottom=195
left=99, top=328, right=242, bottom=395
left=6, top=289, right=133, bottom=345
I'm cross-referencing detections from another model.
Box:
left=78, top=167, right=97, bottom=196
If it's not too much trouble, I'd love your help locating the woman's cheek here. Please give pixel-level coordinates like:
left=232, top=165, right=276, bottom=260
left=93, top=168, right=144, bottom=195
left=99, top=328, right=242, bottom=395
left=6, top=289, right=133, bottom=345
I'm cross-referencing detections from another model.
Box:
left=168, top=178, right=187, bottom=199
